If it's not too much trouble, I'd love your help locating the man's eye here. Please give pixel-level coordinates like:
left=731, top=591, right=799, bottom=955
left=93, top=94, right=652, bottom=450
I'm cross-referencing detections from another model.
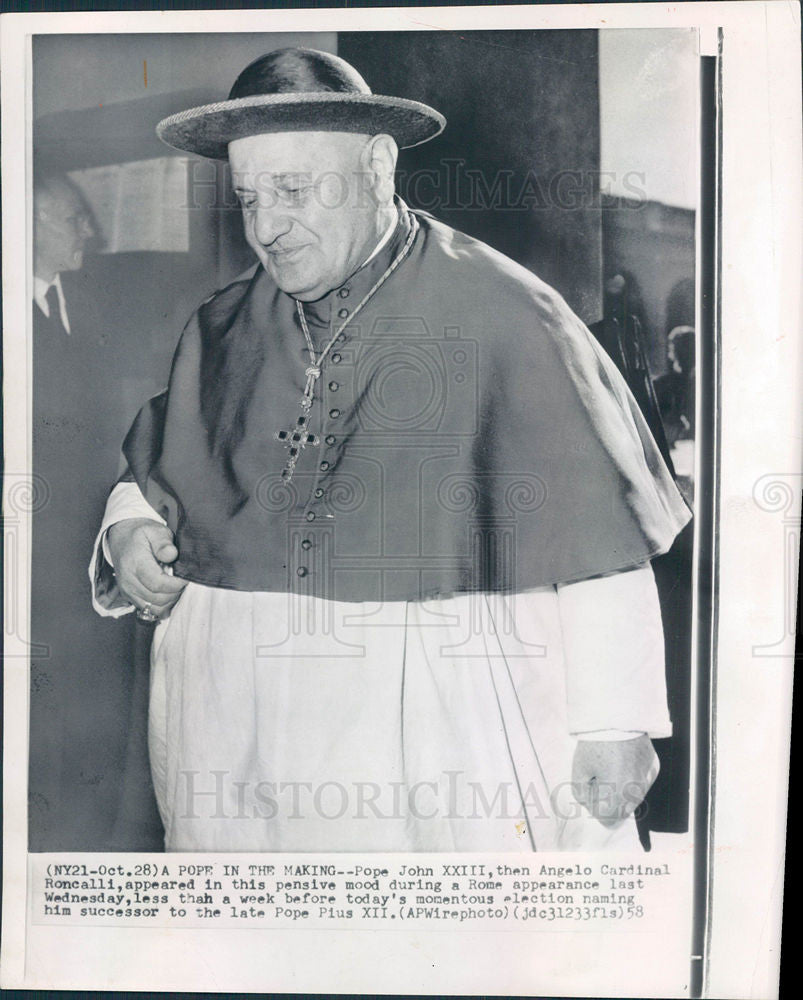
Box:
left=238, top=195, right=257, bottom=210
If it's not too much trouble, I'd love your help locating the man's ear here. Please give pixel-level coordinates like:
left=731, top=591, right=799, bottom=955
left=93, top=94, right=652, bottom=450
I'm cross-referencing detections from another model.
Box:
left=364, top=133, right=398, bottom=202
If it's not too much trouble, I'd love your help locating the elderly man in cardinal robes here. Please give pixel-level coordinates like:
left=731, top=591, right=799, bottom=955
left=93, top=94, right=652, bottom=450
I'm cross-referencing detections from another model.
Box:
left=90, top=48, right=691, bottom=853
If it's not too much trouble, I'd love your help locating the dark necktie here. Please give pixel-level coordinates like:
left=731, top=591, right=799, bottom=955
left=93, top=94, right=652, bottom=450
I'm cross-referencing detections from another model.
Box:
left=45, top=284, right=67, bottom=336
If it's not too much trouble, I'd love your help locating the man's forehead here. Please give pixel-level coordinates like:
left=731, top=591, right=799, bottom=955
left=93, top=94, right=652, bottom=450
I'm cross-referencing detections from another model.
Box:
left=229, top=129, right=369, bottom=174
left=37, top=179, right=84, bottom=214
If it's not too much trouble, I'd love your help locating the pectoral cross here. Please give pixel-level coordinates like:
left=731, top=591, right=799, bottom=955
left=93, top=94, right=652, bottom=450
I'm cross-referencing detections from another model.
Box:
left=275, top=369, right=321, bottom=482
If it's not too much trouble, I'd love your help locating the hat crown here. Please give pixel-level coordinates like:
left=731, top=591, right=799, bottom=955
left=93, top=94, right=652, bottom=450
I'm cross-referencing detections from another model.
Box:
left=157, top=47, right=445, bottom=159
left=228, top=48, right=373, bottom=101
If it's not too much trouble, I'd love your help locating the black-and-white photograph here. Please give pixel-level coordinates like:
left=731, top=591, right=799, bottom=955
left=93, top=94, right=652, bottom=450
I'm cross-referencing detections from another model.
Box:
left=27, top=27, right=701, bottom=856
left=3, top=4, right=800, bottom=996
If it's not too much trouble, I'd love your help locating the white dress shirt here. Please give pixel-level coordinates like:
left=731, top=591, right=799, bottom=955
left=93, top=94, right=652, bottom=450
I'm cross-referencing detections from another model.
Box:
left=33, top=273, right=72, bottom=334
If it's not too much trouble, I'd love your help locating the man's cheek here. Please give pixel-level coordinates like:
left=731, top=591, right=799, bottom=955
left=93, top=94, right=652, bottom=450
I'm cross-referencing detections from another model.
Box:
left=243, top=216, right=255, bottom=246
left=316, top=173, right=349, bottom=211
left=244, top=221, right=267, bottom=263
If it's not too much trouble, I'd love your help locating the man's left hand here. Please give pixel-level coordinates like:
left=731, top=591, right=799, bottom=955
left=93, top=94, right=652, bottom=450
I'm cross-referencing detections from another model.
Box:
left=571, top=734, right=660, bottom=828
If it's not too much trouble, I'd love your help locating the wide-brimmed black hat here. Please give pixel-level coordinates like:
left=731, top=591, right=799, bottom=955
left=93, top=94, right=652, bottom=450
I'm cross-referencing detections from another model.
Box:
left=156, top=48, right=446, bottom=160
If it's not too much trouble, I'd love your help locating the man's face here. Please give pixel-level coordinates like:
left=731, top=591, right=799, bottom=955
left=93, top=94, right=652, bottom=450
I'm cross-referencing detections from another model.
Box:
left=229, top=131, right=383, bottom=301
left=34, top=179, right=95, bottom=279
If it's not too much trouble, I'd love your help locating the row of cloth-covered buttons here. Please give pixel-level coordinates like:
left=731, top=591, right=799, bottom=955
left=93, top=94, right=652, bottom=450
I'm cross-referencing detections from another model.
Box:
left=337, top=283, right=350, bottom=319
left=297, top=289, right=350, bottom=577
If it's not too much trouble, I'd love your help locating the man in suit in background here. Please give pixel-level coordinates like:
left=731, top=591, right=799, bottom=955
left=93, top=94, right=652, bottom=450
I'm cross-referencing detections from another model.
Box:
left=33, top=173, right=94, bottom=330
left=29, top=169, right=149, bottom=850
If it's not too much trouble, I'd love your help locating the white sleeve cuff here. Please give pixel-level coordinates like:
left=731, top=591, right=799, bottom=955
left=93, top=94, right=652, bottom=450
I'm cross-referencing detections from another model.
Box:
left=99, top=481, right=166, bottom=566
left=89, top=480, right=167, bottom=617
left=557, top=563, right=672, bottom=739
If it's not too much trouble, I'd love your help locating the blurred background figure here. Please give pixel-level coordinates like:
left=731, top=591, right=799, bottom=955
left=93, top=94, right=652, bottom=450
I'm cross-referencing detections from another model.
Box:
left=654, top=325, right=696, bottom=442
left=590, top=272, right=675, bottom=476
left=33, top=172, right=95, bottom=324
left=29, top=167, right=147, bottom=851
left=654, top=325, right=696, bottom=500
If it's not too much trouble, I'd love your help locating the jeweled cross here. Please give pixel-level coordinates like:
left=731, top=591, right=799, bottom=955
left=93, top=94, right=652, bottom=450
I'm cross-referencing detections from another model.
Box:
left=275, top=411, right=319, bottom=482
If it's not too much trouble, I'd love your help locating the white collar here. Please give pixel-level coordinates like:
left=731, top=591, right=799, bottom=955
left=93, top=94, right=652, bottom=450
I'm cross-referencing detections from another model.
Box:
left=361, top=208, right=399, bottom=268
left=33, top=273, right=71, bottom=334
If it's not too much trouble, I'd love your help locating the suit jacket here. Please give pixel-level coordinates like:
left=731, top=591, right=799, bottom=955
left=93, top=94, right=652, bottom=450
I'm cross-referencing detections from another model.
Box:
left=30, top=271, right=137, bottom=851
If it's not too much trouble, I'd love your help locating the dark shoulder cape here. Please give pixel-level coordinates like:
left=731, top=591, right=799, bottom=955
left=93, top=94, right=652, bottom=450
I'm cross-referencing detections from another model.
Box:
left=108, top=209, right=691, bottom=603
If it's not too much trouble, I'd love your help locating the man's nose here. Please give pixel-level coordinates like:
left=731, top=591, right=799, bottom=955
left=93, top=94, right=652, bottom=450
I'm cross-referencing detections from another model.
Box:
left=253, top=204, right=292, bottom=247
left=79, top=215, right=94, bottom=239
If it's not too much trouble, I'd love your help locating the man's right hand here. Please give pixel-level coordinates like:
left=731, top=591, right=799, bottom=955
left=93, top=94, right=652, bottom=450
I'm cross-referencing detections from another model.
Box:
left=106, top=518, right=188, bottom=619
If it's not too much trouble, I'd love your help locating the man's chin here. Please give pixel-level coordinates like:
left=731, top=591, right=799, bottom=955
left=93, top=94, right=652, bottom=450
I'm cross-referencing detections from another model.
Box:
left=289, top=287, right=330, bottom=303
left=264, top=264, right=330, bottom=302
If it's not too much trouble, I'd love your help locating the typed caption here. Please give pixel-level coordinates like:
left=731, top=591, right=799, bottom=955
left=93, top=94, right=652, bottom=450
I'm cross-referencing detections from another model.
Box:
left=31, top=855, right=677, bottom=929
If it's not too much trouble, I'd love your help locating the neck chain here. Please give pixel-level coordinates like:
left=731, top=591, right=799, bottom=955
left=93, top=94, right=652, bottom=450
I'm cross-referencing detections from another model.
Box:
left=275, top=212, right=419, bottom=482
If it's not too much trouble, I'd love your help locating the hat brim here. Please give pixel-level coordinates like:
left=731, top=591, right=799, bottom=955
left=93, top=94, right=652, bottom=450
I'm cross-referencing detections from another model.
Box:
left=156, top=92, right=446, bottom=159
